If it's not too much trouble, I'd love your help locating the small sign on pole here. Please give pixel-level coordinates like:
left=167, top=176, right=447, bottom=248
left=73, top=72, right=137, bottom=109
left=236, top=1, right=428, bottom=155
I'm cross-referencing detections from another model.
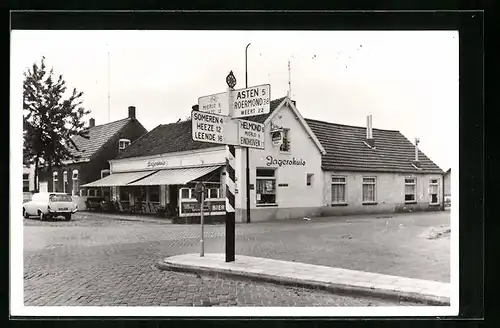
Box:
left=198, top=92, right=230, bottom=116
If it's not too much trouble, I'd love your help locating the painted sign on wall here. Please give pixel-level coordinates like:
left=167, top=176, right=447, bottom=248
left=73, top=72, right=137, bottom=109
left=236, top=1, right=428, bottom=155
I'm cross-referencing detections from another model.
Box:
left=147, top=159, right=167, bottom=168
left=266, top=155, right=306, bottom=167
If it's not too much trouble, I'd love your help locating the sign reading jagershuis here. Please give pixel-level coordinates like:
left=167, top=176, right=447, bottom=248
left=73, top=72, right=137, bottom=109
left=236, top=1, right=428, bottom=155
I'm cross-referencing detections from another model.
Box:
left=232, top=84, right=270, bottom=118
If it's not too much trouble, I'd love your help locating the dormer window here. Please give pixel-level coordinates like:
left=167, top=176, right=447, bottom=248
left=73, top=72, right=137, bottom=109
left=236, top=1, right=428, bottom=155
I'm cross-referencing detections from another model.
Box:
left=119, top=139, right=131, bottom=152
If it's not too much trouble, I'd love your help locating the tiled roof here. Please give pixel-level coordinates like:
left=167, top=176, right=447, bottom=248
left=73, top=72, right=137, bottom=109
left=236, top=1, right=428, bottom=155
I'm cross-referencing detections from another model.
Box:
left=245, top=97, right=287, bottom=123
left=115, top=97, right=287, bottom=160
left=115, top=120, right=220, bottom=159
left=305, top=118, right=444, bottom=174
left=68, top=118, right=131, bottom=160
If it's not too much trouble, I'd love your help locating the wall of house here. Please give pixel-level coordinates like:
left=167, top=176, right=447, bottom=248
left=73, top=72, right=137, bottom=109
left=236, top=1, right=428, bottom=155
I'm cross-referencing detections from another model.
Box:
left=321, top=171, right=444, bottom=216
left=234, top=104, right=324, bottom=222
left=444, top=172, right=451, bottom=196
left=110, top=147, right=226, bottom=173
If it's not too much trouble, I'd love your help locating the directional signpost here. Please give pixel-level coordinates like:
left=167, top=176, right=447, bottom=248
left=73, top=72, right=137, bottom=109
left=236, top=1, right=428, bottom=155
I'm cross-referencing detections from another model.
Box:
left=193, top=71, right=270, bottom=262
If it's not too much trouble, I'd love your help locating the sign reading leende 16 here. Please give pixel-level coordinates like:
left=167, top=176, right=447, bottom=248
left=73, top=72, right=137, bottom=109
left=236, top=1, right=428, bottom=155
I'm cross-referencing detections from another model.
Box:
left=191, top=111, right=264, bottom=149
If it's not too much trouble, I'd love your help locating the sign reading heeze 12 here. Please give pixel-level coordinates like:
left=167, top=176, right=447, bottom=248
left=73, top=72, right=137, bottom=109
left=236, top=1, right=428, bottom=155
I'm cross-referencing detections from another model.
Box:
left=191, top=110, right=237, bottom=145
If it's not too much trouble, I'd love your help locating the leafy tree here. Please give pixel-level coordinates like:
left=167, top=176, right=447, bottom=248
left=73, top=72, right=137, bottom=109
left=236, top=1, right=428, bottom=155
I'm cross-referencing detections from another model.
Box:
left=23, top=57, right=90, bottom=191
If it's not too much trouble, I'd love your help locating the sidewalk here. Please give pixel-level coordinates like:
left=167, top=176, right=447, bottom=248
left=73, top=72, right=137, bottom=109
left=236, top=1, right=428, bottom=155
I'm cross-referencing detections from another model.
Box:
left=158, top=253, right=450, bottom=306
left=75, top=211, right=173, bottom=224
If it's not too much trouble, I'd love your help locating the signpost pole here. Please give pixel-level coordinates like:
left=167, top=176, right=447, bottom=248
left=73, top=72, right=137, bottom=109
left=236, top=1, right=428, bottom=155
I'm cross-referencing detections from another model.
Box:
left=200, top=184, right=205, bottom=257
left=225, top=85, right=236, bottom=263
left=245, top=43, right=251, bottom=224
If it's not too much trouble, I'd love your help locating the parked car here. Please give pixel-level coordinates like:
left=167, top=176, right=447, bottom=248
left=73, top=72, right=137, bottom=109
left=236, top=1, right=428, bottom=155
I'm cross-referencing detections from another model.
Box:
left=23, top=192, right=78, bottom=221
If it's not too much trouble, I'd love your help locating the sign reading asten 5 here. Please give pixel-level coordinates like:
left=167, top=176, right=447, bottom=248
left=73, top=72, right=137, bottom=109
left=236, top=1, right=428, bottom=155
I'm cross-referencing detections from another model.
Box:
left=232, top=84, right=270, bottom=118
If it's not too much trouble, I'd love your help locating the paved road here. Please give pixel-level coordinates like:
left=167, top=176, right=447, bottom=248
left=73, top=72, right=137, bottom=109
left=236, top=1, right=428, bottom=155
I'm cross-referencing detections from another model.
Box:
left=23, top=211, right=449, bottom=306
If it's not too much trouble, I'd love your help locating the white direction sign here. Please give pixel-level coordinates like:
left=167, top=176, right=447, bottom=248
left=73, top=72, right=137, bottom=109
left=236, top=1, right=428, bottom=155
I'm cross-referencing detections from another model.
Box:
left=198, top=92, right=229, bottom=116
left=232, top=84, right=271, bottom=118
left=191, top=110, right=237, bottom=145
left=238, top=119, right=265, bottom=149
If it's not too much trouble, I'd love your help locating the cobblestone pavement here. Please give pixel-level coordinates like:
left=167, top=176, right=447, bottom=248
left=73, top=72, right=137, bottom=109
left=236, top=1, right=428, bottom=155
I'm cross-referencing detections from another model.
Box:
left=22, top=211, right=448, bottom=306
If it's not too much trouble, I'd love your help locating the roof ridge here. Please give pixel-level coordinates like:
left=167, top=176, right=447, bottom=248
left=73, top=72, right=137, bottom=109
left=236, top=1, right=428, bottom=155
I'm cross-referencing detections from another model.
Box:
left=85, top=117, right=130, bottom=130
left=305, top=117, right=400, bottom=133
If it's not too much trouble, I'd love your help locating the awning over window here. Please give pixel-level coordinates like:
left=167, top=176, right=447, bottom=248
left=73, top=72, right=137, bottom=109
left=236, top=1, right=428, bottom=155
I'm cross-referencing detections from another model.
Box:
left=81, top=171, right=156, bottom=187
left=127, top=165, right=222, bottom=186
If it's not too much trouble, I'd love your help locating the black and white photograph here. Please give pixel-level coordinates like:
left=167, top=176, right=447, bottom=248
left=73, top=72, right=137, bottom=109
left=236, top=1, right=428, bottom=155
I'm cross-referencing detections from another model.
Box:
left=11, top=24, right=461, bottom=317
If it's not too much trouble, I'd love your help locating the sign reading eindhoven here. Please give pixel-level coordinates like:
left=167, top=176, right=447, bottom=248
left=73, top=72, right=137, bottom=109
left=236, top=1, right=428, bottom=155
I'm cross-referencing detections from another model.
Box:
left=238, top=119, right=265, bottom=149
left=232, top=84, right=270, bottom=118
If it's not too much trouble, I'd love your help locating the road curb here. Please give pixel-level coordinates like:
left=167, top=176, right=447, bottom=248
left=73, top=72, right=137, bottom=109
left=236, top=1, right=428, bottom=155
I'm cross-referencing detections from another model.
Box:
left=157, top=259, right=449, bottom=306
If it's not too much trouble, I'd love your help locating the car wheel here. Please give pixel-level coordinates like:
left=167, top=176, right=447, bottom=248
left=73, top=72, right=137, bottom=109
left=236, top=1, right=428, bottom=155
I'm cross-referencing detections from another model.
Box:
left=64, top=214, right=71, bottom=221
left=23, top=208, right=29, bottom=219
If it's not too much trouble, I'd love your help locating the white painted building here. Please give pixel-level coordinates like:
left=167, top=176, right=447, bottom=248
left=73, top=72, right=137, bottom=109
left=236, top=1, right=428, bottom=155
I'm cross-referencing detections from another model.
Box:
left=83, top=96, right=445, bottom=222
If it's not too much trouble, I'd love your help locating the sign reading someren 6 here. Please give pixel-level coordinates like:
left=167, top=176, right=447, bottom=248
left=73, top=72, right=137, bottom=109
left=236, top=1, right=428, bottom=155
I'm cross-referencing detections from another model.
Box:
left=232, top=84, right=270, bottom=118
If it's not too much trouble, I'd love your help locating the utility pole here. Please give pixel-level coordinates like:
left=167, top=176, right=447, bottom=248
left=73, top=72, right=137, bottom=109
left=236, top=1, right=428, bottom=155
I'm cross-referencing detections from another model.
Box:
left=245, top=43, right=251, bottom=224
left=107, top=49, right=111, bottom=123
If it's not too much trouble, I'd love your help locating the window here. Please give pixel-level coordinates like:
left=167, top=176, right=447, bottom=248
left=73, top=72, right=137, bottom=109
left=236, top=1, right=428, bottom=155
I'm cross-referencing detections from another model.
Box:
left=181, top=188, right=190, bottom=199
left=190, top=188, right=197, bottom=199
left=306, top=173, right=314, bottom=186
left=405, top=178, right=417, bottom=203
left=88, top=189, right=95, bottom=197
left=53, top=172, right=58, bottom=192
left=119, top=187, right=129, bottom=201
left=95, top=189, right=101, bottom=197
left=63, top=171, right=68, bottom=193
left=23, top=173, right=29, bottom=192
left=103, top=188, right=110, bottom=199
left=362, top=177, right=377, bottom=203
left=101, top=169, right=110, bottom=178
left=429, top=178, right=439, bottom=204
left=331, top=176, right=347, bottom=204
left=118, top=139, right=131, bottom=152
left=149, top=186, right=160, bottom=202
left=256, top=168, right=276, bottom=205
left=279, top=129, right=290, bottom=152
left=49, top=194, right=72, bottom=202
left=72, top=169, right=79, bottom=196
left=208, top=188, right=219, bottom=199
left=80, top=189, right=87, bottom=197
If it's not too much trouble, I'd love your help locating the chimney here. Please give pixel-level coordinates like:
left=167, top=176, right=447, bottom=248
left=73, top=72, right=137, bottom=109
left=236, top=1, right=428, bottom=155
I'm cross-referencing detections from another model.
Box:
left=414, top=137, right=420, bottom=161
left=365, top=115, right=375, bottom=148
left=89, top=118, right=95, bottom=128
left=192, top=104, right=199, bottom=111
left=412, top=137, right=421, bottom=168
left=128, top=106, right=136, bottom=119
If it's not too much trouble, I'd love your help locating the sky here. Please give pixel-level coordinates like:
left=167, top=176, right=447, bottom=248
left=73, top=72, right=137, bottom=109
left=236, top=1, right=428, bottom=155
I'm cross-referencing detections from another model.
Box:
left=11, top=30, right=458, bottom=171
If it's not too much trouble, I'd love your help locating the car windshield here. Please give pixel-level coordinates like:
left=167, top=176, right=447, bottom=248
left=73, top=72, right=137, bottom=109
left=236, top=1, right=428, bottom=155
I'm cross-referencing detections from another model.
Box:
left=49, top=195, right=72, bottom=202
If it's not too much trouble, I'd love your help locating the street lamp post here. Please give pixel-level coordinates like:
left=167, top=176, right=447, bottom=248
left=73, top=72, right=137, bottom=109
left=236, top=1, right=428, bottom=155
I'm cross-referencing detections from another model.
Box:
left=245, top=43, right=251, bottom=224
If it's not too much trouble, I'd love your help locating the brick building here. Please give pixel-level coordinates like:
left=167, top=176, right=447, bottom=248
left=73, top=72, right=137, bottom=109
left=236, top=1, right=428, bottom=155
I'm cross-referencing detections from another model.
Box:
left=38, top=106, right=147, bottom=209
